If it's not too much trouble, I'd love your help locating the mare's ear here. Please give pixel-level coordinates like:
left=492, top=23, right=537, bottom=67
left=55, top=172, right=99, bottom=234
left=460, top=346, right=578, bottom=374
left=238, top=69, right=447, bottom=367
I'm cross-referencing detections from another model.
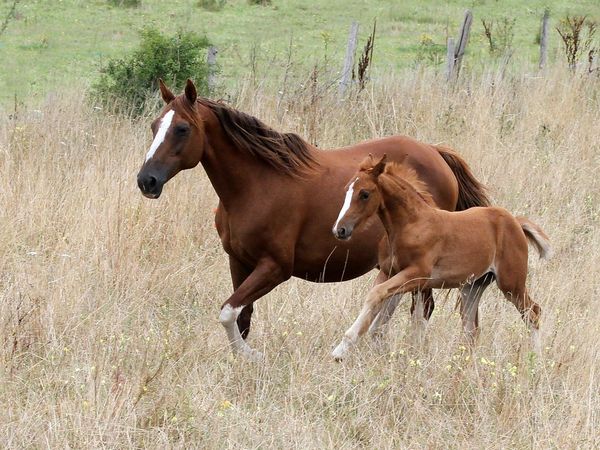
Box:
left=185, top=79, right=197, bottom=104
left=358, top=154, right=375, bottom=171
left=159, top=78, right=175, bottom=103
left=372, top=154, right=387, bottom=177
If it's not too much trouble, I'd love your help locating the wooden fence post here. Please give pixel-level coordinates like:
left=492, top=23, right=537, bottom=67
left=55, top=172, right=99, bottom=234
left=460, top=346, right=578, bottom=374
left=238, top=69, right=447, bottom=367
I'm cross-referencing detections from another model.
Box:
left=539, top=9, right=549, bottom=70
left=453, top=10, right=473, bottom=78
left=207, top=46, right=218, bottom=93
left=339, top=20, right=359, bottom=98
left=446, top=37, right=456, bottom=81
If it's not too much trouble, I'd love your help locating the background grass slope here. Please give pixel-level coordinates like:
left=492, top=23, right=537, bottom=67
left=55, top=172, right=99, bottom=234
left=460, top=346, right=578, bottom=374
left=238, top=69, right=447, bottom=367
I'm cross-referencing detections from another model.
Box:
left=1, top=0, right=599, bottom=104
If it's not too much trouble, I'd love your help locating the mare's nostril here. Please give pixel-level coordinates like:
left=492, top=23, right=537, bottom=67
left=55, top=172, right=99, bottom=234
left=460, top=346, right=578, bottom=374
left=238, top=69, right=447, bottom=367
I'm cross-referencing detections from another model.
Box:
left=338, top=227, right=346, bottom=238
left=147, top=175, right=157, bottom=189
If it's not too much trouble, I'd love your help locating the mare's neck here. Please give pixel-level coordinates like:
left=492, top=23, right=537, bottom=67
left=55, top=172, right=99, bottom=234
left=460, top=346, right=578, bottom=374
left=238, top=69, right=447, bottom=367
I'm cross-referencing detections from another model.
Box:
left=197, top=103, right=273, bottom=209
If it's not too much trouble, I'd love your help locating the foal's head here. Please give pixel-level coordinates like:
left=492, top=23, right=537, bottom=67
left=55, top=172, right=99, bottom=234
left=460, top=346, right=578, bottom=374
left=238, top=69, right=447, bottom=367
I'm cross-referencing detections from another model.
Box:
left=137, top=79, right=206, bottom=199
left=332, top=154, right=387, bottom=240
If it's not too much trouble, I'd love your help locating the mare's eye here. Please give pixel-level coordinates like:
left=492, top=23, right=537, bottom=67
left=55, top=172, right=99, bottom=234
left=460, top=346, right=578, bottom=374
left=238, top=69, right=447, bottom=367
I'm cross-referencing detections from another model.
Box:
left=359, top=189, right=370, bottom=201
left=174, top=123, right=190, bottom=136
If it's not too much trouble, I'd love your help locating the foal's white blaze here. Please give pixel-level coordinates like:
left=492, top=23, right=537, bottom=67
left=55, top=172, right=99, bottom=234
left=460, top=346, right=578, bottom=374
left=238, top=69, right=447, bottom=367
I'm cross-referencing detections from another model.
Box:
left=145, top=109, right=175, bottom=162
left=333, top=178, right=358, bottom=232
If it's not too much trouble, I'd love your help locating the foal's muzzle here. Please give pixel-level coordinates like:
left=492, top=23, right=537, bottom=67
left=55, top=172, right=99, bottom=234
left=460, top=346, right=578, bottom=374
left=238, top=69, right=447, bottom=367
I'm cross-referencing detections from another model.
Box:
left=333, top=225, right=353, bottom=241
left=137, top=171, right=165, bottom=199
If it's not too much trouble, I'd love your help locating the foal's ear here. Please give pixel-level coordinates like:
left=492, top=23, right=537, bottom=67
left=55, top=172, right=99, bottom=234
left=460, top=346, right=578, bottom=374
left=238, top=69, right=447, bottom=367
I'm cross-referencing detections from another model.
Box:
left=372, top=154, right=387, bottom=177
left=159, top=79, right=175, bottom=104
left=185, top=79, right=197, bottom=104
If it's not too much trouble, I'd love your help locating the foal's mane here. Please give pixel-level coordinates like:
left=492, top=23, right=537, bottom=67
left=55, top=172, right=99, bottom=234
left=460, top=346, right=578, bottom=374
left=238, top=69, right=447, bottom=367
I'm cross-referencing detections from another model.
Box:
left=192, top=97, right=317, bottom=175
left=378, top=163, right=435, bottom=206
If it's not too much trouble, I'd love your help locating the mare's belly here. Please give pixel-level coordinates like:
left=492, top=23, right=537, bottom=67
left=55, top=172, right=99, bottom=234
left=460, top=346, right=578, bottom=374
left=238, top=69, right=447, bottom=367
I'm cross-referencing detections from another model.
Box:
left=292, top=237, right=381, bottom=282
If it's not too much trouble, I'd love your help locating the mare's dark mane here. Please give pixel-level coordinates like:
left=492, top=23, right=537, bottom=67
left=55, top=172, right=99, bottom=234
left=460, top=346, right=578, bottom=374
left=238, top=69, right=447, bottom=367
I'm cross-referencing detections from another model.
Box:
left=196, top=98, right=317, bottom=175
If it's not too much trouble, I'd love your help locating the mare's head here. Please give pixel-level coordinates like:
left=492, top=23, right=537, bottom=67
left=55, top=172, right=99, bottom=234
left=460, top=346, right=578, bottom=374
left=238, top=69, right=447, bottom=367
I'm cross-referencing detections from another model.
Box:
left=137, top=79, right=205, bottom=199
left=332, top=154, right=387, bottom=240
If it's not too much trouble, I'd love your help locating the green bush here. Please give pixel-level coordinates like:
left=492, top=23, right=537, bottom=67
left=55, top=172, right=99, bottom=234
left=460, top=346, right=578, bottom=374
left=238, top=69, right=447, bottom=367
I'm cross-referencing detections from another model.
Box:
left=107, top=0, right=141, bottom=7
left=92, top=27, right=211, bottom=115
left=197, top=0, right=227, bottom=11
left=248, top=0, right=271, bottom=5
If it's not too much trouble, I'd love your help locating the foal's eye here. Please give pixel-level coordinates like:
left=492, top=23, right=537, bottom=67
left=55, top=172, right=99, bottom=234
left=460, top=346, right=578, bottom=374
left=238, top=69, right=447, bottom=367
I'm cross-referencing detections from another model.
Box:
left=359, top=190, right=370, bottom=201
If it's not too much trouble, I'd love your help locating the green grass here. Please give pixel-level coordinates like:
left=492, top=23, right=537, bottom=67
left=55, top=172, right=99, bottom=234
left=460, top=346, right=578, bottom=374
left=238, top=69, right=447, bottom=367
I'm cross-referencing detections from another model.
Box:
left=0, top=0, right=599, bottom=104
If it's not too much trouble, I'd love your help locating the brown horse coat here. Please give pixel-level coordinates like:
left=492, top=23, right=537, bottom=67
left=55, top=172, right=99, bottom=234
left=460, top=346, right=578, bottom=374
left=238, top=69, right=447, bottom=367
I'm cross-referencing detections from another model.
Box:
left=137, top=80, right=489, bottom=359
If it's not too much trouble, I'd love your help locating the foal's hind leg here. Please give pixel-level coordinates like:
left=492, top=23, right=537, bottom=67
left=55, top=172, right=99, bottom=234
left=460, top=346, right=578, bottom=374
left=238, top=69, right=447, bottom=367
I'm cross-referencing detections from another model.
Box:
left=498, top=286, right=542, bottom=355
left=459, top=273, right=494, bottom=346
left=495, top=267, right=542, bottom=354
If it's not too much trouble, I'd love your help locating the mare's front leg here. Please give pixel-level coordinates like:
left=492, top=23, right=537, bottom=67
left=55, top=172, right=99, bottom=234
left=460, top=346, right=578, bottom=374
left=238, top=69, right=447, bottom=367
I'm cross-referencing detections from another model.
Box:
left=219, top=257, right=288, bottom=361
left=332, top=266, right=428, bottom=360
left=228, top=256, right=254, bottom=339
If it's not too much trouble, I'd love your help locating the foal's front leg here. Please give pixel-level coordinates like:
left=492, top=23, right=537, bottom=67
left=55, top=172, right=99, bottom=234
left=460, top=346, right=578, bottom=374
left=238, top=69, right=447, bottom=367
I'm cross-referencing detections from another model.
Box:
left=332, top=267, right=428, bottom=360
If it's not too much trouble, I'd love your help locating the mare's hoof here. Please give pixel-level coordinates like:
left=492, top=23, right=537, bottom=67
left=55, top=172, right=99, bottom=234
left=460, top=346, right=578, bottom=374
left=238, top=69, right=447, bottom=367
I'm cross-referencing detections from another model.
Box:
left=331, top=343, right=348, bottom=361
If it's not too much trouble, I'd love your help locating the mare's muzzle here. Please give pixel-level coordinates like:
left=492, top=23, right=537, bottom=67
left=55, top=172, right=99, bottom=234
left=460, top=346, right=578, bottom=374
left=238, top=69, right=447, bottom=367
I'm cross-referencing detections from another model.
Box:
left=333, top=224, right=354, bottom=241
left=137, top=169, right=166, bottom=199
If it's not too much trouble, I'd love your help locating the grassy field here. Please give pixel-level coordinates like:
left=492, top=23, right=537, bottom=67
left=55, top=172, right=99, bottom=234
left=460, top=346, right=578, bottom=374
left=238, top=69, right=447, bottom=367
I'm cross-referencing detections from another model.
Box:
left=1, top=0, right=600, bottom=104
left=1, top=64, right=599, bottom=447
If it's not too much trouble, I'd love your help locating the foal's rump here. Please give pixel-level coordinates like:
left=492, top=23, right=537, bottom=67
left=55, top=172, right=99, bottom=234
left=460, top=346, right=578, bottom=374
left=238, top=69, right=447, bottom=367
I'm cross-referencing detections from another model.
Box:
left=516, top=216, right=552, bottom=260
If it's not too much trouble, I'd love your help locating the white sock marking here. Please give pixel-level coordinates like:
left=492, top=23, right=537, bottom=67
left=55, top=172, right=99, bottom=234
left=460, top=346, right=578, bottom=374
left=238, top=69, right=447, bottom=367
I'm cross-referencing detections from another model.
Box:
left=145, top=109, right=175, bottom=162
left=333, top=178, right=358, bottom=232
left=219, top=305, right=264, bottom=361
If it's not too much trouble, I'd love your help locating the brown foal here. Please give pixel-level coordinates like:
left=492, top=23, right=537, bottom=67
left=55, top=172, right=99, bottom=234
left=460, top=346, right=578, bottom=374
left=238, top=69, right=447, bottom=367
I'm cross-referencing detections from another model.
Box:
left=332, top=155, right=550, bottom=360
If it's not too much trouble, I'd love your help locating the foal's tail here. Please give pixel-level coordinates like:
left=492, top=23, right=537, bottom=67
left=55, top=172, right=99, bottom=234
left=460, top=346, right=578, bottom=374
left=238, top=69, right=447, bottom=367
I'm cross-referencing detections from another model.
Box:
left=435, top=145, right=491, bottom=210
left=517, top=217, right=552, bottom=260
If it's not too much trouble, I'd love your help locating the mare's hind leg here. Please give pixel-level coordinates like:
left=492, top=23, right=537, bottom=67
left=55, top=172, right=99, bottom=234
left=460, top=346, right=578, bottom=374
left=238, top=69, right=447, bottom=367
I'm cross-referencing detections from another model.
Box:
left=459, top=273, right=494, bottom=346
left=410, top=288, right=434, bottom=345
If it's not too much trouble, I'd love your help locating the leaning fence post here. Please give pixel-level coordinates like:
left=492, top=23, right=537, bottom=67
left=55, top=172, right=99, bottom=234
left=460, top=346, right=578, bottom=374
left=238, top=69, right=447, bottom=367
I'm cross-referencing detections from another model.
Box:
left=446, top=37, right=456, bottom=81
left=539, top=9, right=549, bottom=70
left=453, top=10, right=473, bottom=78
left=207, top=46, right=218, bottom=93
left=339, top=20, right=359, bottom=99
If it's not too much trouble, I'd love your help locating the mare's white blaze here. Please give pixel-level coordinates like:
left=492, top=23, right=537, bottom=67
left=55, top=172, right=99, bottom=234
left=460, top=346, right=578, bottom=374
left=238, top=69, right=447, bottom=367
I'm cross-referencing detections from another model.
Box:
left=145, top=109, right=175, bottom=162
left=333, top=178, right=358, bottom=232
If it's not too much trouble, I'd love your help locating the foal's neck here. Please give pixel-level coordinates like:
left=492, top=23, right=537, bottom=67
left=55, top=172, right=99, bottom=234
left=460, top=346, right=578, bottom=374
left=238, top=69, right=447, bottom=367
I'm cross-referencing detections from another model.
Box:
left=376, top=176, right=434, bottom=236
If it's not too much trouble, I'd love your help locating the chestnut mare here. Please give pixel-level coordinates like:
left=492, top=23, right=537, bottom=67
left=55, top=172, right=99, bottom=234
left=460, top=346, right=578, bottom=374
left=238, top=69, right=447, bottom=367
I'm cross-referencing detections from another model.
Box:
left=136, top=79, right=489, bottom=360
left=331, top=155, right=550, bottom=360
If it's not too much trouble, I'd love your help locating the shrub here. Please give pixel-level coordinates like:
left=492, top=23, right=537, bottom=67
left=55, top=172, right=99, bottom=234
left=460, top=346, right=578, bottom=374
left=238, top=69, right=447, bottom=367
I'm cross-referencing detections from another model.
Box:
left=107, top=0, right=141, bottom=7
left=197, top=0, right=226, bottom=11
left=556, top=15, right=597, bottom=71
left=92, top=27, right=211, bottom=115
left=248, top=0, right=271, bottom=5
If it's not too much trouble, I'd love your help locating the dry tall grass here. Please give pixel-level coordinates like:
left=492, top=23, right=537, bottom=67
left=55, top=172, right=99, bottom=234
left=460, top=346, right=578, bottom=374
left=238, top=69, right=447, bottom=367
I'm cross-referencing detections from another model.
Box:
left=1, top=67, right=599, bottom=448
